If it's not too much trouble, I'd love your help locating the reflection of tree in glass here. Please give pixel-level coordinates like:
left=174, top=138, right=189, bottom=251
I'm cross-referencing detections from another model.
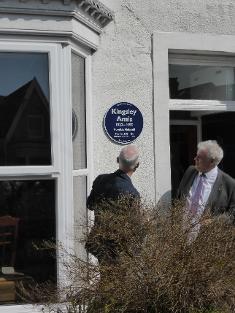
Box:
left=0, top=78, right=51, bottom=166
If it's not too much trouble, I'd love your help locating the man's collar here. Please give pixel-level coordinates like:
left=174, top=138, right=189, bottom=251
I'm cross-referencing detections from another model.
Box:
left=200, top=166, right=218, bottom=179
left=116, top=169, right=131, bottom=179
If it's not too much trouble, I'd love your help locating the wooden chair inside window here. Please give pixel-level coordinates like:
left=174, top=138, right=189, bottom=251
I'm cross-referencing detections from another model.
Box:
left=0, top=216, right=20, bottom=268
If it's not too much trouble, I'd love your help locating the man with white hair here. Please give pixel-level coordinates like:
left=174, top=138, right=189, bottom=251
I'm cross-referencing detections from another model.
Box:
left=177, top=140, right=235, bottom=223
left=86, top=144, right=140, bottom=262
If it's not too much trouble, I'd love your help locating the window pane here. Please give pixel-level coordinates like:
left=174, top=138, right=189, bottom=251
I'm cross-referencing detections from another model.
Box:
left=72, top=53, right=87, bottom=169
left=0, top=179, right=56, bottom=304
left=73, top=176, right=87, bottom=259
left=0, top=52, right=51, bottom=165
left=169, top=64, right=235, bottom=100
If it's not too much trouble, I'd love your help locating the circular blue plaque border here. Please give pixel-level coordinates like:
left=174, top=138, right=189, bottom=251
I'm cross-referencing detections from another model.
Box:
left=103, top=102, right=143, bottom=145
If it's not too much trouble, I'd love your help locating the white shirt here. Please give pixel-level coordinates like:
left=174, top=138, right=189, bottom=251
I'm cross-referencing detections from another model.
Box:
left=185, top=166, right=218, bottom=242
left=187, top=166, right=218, bottom=218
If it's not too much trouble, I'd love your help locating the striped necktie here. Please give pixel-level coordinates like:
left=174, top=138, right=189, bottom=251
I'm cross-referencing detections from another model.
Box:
left=190, top=173, right=206, bottom=216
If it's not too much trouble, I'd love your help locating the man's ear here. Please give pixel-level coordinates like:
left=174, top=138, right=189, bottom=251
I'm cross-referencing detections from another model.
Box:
left=133, top=162, right=139, bottom=171
left=117, top=157, right=119, bottom=164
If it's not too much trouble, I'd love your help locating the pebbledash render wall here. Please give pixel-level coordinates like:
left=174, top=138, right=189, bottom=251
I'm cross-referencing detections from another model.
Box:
left=93, top=0, right=235, bottom=202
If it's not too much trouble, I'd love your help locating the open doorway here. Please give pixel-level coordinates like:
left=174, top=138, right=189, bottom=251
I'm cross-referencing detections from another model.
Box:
left=202, top=112, right=235, bottom=178
left=170, top=110, right=235, bottom=196
left=170, top=111, right=199, bottom=197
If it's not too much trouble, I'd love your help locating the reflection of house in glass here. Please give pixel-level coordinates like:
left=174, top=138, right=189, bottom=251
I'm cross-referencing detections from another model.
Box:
left=175, top=81, right=217, bottom=99
left=0, top=79, right=51, bottom=166
left=169, top=65, right=235, bottom=100
left=170, top=78, right=235, bottom=100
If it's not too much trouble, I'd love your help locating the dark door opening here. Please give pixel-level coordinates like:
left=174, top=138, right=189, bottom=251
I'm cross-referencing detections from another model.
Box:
left=170, top=111, right=235, bottom=198
left=202, top=112, right=235, bottom=179
left=170, top=124, right=197, bottom=197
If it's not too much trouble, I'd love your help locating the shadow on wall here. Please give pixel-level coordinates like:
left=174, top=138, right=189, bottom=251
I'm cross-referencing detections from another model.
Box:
left=156, top=190, right=172, bottom=216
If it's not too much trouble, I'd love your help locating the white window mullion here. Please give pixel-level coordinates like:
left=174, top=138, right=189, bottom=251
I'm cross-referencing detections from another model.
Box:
left=169, top=100, right=232, bottom=111
left=49, top=43, right=63, bottom=173
left=153, top=35, right=171, bottom=204
left=0, top=304, right=43, bottom=313
left=169, top=54, right=235, bottom=66
left=0, top=166, right=58, bottom=176
left=57, top=43, right=73, bottom=254
left=85, top=55, right=94, bottom=192
left=73, top=169, right=89, bottom=176
left=70, top=47, right=91, bottom=259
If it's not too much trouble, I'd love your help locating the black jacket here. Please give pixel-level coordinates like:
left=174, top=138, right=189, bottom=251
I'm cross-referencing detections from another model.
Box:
left=87, top=169, right=140, bottom=210
left=86, top=170, right=140, bottom=262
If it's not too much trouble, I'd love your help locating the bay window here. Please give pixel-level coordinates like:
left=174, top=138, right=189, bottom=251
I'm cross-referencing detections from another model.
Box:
left=0, top=41, right=89, bottom=311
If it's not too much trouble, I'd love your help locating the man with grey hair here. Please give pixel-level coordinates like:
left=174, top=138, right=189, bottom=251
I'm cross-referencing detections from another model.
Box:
left=177, top=140, right=235, bottom=223
left=87, top=144, right=139, bottom=208
left=117, top=144, right=140, bottom=175
left=86, top=144, right=140, bottom=263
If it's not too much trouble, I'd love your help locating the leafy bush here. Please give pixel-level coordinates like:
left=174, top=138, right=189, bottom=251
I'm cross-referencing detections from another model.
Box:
left=21, top=197, right=235, bottom=313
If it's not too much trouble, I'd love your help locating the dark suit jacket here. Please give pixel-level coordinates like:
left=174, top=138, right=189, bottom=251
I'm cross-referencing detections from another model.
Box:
left=87, top=169, right=140, bottom=210
left=86, top=170, right=140, bottom=262
left=177, top=165, right=235, bottom=219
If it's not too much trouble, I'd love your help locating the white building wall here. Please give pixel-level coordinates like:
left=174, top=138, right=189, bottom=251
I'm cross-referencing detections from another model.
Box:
left=92, top=0, right=235, bottom=202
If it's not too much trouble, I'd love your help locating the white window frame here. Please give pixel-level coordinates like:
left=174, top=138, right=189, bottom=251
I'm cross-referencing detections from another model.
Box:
left=169, top=54, right=235, bottom=111
left=0, top=40, right=91, bottom=313
left=70, top=48, right=94, bottom=266
left=0, top=41, right=61, bottom=175
left=153, top=32, right=235, bottom=203
left=63, top=44, right=94, bottom=256
left=70, top=46, right=94, bottom=189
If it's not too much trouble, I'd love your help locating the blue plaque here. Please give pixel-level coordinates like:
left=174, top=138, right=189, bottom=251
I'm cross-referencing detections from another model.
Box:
left=103, top=102, right=143, bottom=144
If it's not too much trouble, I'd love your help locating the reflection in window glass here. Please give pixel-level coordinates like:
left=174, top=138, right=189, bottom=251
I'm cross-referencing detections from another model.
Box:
left=0, top=53, right=51, bottom=165
left=0, top=180, right=56, bottom=304
left=72, top=53, right=87, bottom=169
left=169, top=64, right=235, bottom=100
